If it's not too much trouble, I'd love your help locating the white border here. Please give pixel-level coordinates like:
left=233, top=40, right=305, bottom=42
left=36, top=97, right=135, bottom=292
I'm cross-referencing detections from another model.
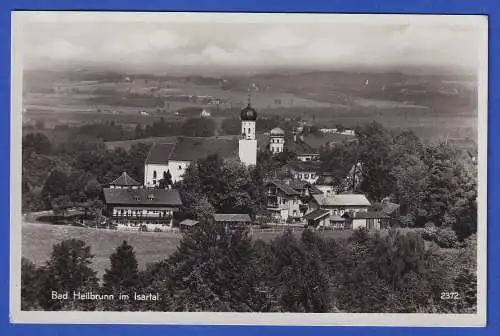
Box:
left=10, top=11, right=488, bottom=326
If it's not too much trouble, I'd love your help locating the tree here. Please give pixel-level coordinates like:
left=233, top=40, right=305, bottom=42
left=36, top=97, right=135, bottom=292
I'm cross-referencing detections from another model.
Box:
left=166, top=220, right=265, bottom=311
left=159, top=170, right=173, bottom=189
left=21, top=258, right=41, bottom=310
left=22, top=133, right=53, bottom=155
left=50, top=195, right=73, bottom=218
left=38, top=239, right=98, bottom=310
left=83, top=179, right=102, bottom=199
left=103, top=241, right=140, bottom=292
left=41, top=170, right=70, bottom=208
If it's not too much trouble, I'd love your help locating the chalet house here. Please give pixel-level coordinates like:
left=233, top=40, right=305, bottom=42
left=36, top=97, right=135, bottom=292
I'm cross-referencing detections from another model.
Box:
left=102, top=187, right=182, bottom=232
left=303, top=209, right=330, bottom=228
left=309, top=193, right=371, bottom=229
left=352, top=211, right=390, bottom=230
left=265, top=179, right=322, bottom=223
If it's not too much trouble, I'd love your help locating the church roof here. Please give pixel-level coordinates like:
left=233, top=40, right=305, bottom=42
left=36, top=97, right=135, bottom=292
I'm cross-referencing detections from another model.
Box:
left=103, top=188, right=182, bottom=206
left=145, top=137, right=239, bottom=164
left=270, top=127, right=285, bottom=136
left=109, top=172, right=142, bottom=187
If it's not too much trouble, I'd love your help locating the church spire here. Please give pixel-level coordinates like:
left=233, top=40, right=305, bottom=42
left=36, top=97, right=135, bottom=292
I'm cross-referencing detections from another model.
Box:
left=247, top=84, right=253, bottom=107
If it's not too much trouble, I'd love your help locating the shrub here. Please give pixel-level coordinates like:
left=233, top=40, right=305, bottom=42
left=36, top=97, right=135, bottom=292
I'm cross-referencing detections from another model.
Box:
left=422, top=222, right=438, bottom=242
left=435, top=227, right=458, bottom=248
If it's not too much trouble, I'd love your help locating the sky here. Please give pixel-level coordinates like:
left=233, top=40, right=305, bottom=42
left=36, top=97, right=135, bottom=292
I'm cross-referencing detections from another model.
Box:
left=20, top=14, right=484, bottom=75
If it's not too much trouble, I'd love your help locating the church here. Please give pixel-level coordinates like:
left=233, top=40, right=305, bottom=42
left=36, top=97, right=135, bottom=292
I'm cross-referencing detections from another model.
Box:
left=144, top=101, right=259, bottom=187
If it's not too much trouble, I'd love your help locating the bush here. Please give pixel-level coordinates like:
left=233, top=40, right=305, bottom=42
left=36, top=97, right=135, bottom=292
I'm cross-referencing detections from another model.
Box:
left=435, top=227, right=458, bottom=248
left=422, top=222, right=438, bottom=242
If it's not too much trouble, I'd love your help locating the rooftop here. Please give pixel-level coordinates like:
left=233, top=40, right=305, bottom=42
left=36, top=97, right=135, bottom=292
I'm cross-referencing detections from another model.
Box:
left=145, top=137, right=239, bottom=164
left=304, top=209, right=331, bottom=221
left=103, top=188, right=182, bottom=207
left=109, top=172, right=142, bottom=187
left=312, top=194, right=371, bottom=207
left=179, top=219, right=200, bottom=227
left=266, top=180, right=300, bottom=196
left=287, top=160, right=322, bottom=172
left=213, top=213, right=252, bottom=222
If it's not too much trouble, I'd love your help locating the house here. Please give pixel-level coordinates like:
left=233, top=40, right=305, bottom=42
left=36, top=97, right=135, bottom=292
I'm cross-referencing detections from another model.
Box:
left=265, top=179, right=322, bottom=223
left=200, top=109, right=211, bottom=117
left=265, top=180, right=302, bottom=223
left=213, top=213, right=252, bottom=231
left=352, top=211, right=390, bottom=230
left=310, top=193, right=371, bottom=218
left=286, top=161, right=321, bottom=184
left=102, top=187, right=182, bottom=232
left=303, top=209, right=330, bottom=229
left=269, top=127, right=286, bottom=155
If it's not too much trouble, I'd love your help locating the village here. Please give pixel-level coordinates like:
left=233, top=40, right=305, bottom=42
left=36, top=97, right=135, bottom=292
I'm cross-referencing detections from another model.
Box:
left=100, top=98, right=400, bottom=235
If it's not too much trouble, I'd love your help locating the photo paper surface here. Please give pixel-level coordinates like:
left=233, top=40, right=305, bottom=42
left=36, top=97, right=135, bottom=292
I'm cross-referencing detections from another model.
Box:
left=10, top=11, right=487, bottom=326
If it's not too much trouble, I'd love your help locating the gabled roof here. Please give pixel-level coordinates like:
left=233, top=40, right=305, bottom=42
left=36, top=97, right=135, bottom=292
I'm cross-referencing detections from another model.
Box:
left=213, top=213, right=252, bottom=222
left=145, top=137, right=239, bottom=164
left=304, top=209, right=330, bottom=221
left=145, top=142, right=176, bottom=164
left=109, top=172, right=142, bottom=187
left=266, top=180, right=300, bottom=196
left=170, top=137, right=238, bottom=161
left=312, top=194, right=371, bottom=207
left=355, top=211, right=389, bottom=219
left=103, top=188, right=182, bottom=206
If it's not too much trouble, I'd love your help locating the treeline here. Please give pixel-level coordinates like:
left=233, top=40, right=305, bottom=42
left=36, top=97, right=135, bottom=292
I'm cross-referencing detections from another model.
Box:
left=320, top=121, right=477, bottom=243
left=22, top=133, right=151, bottom=213
left=21, top=225, right=477, bottom=313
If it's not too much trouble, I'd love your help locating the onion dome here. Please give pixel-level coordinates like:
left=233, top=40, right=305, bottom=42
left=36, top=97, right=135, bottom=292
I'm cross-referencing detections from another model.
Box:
left=270, top=127, right=285, bottom=136
left=240, top=105, right=258, bottom=121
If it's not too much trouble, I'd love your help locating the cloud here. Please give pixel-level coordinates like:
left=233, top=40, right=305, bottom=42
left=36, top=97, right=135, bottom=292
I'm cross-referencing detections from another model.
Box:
left=22, top=19, right=481, bottom=72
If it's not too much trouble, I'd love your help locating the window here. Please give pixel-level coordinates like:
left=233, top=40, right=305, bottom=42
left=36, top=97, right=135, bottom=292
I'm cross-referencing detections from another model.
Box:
left=153, top=179, right=156, bottom=185
left=304, top=174, right=309, bottom=179
left=248, top=128, right=251, bottom=134
left=153, top=171, right=157, bottom=179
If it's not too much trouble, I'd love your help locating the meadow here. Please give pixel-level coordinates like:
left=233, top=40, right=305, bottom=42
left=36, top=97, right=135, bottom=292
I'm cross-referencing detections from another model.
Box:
left=21, top=221, right=356, bottom=279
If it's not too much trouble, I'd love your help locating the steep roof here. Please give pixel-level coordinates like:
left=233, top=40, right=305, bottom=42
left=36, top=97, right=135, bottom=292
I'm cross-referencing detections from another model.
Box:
left=103, top=188, right=182, bottom=207
left=213, top=213, right=252, bottom=222
left=312, top=194, right=371, bottom=207
left=266, top=180, right=300, bottom=196
left=170, top=137, right=238, bottom=161
left=304, top=209, right=330, bottom=221
left=109, top=172, right=142, bottom=187
left=145, top=137, right=239, bottom=164
left=145, top=142, right=176, bottom=164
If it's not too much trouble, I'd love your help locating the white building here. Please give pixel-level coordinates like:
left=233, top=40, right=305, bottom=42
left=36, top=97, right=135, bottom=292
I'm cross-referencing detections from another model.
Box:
left=239, top=104, right=258, bottom=166
left=144, top=102, right=259, bottom=186
left=200, top=109, right=211, bottom=117
left=269, top=127, right=285, bottom=155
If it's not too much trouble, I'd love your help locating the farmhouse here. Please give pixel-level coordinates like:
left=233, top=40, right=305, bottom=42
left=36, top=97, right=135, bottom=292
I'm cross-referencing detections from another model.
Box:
left=285, top=161, right=321, bottom=184
left=310, top=193, right=371, bottom=217
left=102, top=187, right=182, bottom=232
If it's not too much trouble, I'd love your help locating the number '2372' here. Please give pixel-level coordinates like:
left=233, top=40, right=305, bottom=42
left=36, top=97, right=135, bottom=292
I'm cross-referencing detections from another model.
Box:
left=441, top=292, right=460, bottom=300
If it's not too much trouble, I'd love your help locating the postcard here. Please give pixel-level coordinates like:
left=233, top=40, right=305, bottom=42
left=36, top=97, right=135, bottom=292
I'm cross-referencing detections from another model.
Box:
left=10, top=11, right=487, bottom=326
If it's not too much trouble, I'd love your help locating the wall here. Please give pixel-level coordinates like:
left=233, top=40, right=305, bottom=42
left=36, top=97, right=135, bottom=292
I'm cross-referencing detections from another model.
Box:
left=167, top=160, right=191, bottom=183
left=144, top=163, right=169, bottom=187
left=269, top=136, right=285, bottom=154
left=239, top=139, right=257, bottom=166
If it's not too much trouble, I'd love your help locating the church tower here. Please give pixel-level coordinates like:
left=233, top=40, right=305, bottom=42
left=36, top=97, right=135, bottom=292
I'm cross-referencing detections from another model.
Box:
left=238, top=90, right=258, bottom=166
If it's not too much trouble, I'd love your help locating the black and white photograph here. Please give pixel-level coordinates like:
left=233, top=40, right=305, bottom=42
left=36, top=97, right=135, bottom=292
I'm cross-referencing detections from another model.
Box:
left=10, top=12, right=487, bottom=325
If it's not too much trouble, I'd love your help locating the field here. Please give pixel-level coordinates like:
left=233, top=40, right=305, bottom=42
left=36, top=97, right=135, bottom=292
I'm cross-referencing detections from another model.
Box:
left=21, top=221, right=356, bottom=279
